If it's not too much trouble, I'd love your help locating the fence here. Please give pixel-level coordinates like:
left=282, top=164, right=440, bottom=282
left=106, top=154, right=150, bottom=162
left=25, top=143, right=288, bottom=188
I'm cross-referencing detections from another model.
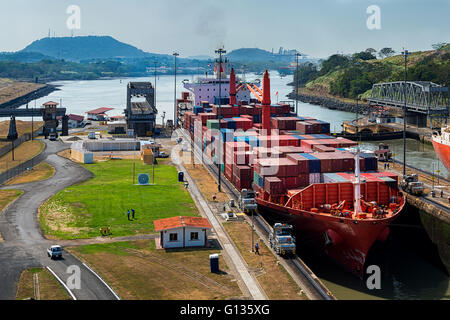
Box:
left=0, top=150, right=47, bottom=185
left=0, top=127, right=44, bottom=158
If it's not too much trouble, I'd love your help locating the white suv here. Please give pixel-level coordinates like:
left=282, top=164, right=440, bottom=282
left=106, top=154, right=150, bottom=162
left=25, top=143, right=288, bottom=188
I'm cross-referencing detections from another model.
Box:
left=47, top=245, right=63, bottom=259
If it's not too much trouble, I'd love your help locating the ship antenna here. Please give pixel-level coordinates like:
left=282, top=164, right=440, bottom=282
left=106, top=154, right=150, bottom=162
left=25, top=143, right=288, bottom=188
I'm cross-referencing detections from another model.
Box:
left=353, top=145, right=362, bottom=219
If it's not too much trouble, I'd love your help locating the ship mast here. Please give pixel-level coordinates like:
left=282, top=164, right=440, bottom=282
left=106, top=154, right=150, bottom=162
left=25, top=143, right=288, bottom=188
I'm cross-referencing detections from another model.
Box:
left=353, top=146, right=362, bottom=219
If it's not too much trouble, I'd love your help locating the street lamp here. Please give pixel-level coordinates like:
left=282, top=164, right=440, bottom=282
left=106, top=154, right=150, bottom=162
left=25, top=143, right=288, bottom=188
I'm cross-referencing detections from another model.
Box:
left=173, top=52, right=179, bottom=128
left=295, top=52, right=301, bottom=115
left=154, top=61, right=157, bottom=108
left=401, top=49, right=411, bottom=177
left=215, top=48, right=226, bottom=192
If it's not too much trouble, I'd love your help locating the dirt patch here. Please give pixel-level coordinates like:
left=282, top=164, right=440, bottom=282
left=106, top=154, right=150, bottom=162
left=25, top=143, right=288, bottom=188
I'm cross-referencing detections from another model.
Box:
left=185, top=162, right=230, bottom=203
left=0, top=140, right=45, bottom=174
left=39, top=199, right=90, bottom=236
left=5, top=162, right=55, bottom=185
left=68, top=240, right=243, bottom=300
left=57, top=149, right=71, bottom=160
left=16, top=268, right=71, bottom=300
left=0, top=189, right=23, bottom=213
left=0, top=80, right=45, bottom=106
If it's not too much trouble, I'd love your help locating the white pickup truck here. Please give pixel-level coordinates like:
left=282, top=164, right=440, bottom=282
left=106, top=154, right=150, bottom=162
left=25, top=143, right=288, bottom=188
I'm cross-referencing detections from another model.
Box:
left=47, top=245, right=63, bottom=259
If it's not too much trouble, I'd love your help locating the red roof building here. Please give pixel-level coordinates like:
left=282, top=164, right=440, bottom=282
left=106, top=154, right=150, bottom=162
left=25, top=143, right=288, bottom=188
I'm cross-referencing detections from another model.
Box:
left=86, top=107, right=114, bottom=115
left=85, top=107, right=114, bottom=121
left=154, top=216, right=212, bottom=249
left=43, top=101, right=59, bottom=106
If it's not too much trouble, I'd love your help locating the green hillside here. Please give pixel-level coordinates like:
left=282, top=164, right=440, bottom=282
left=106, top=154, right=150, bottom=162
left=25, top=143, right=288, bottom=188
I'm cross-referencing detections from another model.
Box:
left=21, top=36, right=152, bottom=61
left=296, top=45, right=450, bottom=101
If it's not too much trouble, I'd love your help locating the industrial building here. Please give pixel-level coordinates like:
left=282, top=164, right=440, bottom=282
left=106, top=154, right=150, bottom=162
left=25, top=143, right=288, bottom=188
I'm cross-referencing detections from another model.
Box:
left=125, top=82, right=157, bottom=137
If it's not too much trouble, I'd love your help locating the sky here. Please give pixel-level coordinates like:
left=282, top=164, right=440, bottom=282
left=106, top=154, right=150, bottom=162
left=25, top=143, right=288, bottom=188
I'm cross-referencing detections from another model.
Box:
left=0, top=0, right=449, bottom=59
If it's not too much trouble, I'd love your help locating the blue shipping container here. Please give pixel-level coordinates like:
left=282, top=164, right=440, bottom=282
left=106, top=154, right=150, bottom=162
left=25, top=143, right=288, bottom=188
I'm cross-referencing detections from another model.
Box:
left=301, top=153, right=321, bottom=173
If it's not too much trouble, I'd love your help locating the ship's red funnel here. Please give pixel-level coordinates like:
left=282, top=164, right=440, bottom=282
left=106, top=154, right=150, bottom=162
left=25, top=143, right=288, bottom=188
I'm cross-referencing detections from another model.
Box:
left=229, top=68, right=236, bottom=105
left=262, top=70, right=271, bottom=135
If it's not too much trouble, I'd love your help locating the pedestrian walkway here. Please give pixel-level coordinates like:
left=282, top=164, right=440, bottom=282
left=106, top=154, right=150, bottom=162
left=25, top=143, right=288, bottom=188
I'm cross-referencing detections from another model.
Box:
left=169, top=135, right=266, bottom=300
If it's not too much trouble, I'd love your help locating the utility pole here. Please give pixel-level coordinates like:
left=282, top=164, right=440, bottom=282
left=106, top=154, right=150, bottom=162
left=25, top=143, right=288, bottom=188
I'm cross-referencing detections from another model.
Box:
left=215, top=48, right=226, bottom=192
left=161, top=111, right=166, bottom=128
left=173, top=52, right=179, bottom=128
left=32, top=93, right=36, bottom=140
left=154, top=61, right=157, bottom=109
left=295, top=52, right=301, bottom=115
left=401, top=49, right=411, bottom=177
left=133, top=134, right=136, bottom=185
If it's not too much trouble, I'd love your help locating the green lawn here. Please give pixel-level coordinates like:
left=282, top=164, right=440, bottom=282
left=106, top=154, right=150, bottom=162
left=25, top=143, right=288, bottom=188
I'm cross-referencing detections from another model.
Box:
left=39, top=159, right=198, bottom=239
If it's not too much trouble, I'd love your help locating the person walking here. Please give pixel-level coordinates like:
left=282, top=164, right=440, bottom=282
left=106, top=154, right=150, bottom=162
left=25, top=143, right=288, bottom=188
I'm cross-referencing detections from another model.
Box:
left=127, top=210, right=130, bottom=221
left=131, top=209, right=135, bottom=220
left=255, top=241, right=260, bottom=255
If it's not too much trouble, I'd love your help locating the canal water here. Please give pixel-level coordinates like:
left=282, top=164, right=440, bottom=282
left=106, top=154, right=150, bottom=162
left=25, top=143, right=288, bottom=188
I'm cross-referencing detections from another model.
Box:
left=11, top=72, right=448, bottom=299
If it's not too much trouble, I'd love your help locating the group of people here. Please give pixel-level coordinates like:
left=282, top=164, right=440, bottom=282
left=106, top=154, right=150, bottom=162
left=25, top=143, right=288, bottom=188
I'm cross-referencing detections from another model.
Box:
left=126, top=209, right=136, bottom=221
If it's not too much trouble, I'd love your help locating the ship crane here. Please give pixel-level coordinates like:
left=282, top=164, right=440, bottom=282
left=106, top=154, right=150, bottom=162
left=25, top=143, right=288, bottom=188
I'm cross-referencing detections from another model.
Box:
left=246, top=83, right=264, bottom=102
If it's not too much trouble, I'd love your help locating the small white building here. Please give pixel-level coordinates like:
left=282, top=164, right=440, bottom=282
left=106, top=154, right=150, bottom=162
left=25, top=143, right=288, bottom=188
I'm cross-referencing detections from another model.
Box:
left=154, top=216, right=212, bottom=249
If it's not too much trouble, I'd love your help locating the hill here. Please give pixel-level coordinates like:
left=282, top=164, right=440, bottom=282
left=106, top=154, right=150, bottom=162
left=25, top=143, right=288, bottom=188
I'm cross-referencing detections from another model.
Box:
left=295, top=45, right=450, bottom=101
left=21, top=36, right=153, bottom=61
left=227, top=48, right=296, bottom=63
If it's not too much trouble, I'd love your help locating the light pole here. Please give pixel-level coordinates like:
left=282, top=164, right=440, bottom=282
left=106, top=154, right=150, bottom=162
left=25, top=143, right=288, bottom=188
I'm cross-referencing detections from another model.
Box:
left=295, top=52, right=301, bottom=115
left=154, top=61, right=157, bottom=108
left=32, top=92, right=36, bottom=140
left=215, top=48, right=226, bottom=192
left=401, top=49, right=411, bottom=177
left=173, top=52, right=179, bottom=128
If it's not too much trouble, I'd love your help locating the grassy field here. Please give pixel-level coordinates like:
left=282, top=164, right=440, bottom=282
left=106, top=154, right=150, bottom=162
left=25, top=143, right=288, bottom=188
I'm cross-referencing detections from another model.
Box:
left=0, top=120, right=45, bottom=139
left=0, top=140, right=45, bottom=174
left=39, top=159, right=199, bottom=239
left=16, top=268, right=71, bottom=300
left=0, top=189, right=23, bottom=212
left=5, top=162, right=55, bottom=185
left=68, top=240, right=243, bottom=300
left=223, top=221, right=306, bottom=300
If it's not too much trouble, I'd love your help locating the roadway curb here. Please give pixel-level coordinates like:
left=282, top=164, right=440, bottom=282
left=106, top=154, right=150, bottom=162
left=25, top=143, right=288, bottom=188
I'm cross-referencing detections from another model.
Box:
left=46, top=266, right=77, bottom=300
left=82, top=262, right=120, bottom=300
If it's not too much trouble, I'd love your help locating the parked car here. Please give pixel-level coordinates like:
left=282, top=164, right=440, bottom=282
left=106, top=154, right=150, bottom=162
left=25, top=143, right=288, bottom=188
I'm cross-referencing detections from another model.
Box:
left=47, top=245, right=63, bottom=259
left=158, top=151, right=169, bottom=158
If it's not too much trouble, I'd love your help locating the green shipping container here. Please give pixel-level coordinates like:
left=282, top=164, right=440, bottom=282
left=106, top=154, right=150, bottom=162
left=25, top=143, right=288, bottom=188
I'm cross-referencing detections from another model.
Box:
left=207, top=119, right=220, bottom=130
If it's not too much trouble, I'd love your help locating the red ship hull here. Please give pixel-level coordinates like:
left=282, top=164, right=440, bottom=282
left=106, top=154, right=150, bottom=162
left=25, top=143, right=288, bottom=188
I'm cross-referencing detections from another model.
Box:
left=432, top=139, right=450, bottom=171
left=256, top=198, right=404, bottom=278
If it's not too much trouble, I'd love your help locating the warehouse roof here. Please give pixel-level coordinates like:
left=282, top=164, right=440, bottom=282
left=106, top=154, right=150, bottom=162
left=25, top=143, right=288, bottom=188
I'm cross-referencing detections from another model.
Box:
left=86, top=107, right=114, bottom=115
left=154, top=216, right=212, bottom=232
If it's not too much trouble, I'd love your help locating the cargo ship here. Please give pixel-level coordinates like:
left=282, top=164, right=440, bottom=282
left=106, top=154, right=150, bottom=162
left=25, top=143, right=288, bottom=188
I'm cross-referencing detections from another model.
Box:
left=432, top=126, right=450, bottom=171
left=178, top=62, right=405, bottom=278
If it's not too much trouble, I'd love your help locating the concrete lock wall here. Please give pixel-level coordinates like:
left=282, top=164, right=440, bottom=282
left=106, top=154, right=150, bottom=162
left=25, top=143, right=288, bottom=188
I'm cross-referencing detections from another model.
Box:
left=82, top=141, right=140, bottom=152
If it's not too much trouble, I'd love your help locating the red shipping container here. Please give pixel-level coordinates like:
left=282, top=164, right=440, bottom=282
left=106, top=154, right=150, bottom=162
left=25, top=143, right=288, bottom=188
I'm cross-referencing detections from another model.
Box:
left=264, top=177, right=284, bottom=194
left=313, top=144, right=335, bottom=152
left=286, top=154, right=309, bottom=173
left=313, top=152, right=333, bottom=173
left=283, top=176, right=300, bottom=189
left=298, top=173, right=310, bottom=187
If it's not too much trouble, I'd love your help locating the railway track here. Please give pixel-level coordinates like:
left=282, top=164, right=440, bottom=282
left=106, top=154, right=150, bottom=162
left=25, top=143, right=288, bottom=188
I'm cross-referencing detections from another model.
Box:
left=177, top=129, right=335, bottom=300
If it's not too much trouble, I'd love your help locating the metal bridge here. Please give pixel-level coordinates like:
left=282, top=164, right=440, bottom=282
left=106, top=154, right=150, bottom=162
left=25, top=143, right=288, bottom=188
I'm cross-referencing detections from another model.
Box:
left=368, top=81, right=449, bottom=118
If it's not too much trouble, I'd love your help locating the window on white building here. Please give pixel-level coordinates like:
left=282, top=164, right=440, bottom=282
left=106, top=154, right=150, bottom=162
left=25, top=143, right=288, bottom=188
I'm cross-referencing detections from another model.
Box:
left=190, top=232, right=199, bottom=240
left=169, top=233, right=178, bottom=241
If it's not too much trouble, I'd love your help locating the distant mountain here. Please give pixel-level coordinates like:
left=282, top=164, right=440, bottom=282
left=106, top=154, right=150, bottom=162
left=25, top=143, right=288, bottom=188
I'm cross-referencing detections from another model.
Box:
left=187, top=55, right=213, bottom=61
left=226, top=48, right=298, bottom=63
left=20, top=36, right=155, bottom=61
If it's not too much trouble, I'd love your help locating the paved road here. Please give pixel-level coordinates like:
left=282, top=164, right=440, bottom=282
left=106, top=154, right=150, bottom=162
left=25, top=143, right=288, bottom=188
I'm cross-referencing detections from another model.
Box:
left=0, top=140, right=117, bottom=300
